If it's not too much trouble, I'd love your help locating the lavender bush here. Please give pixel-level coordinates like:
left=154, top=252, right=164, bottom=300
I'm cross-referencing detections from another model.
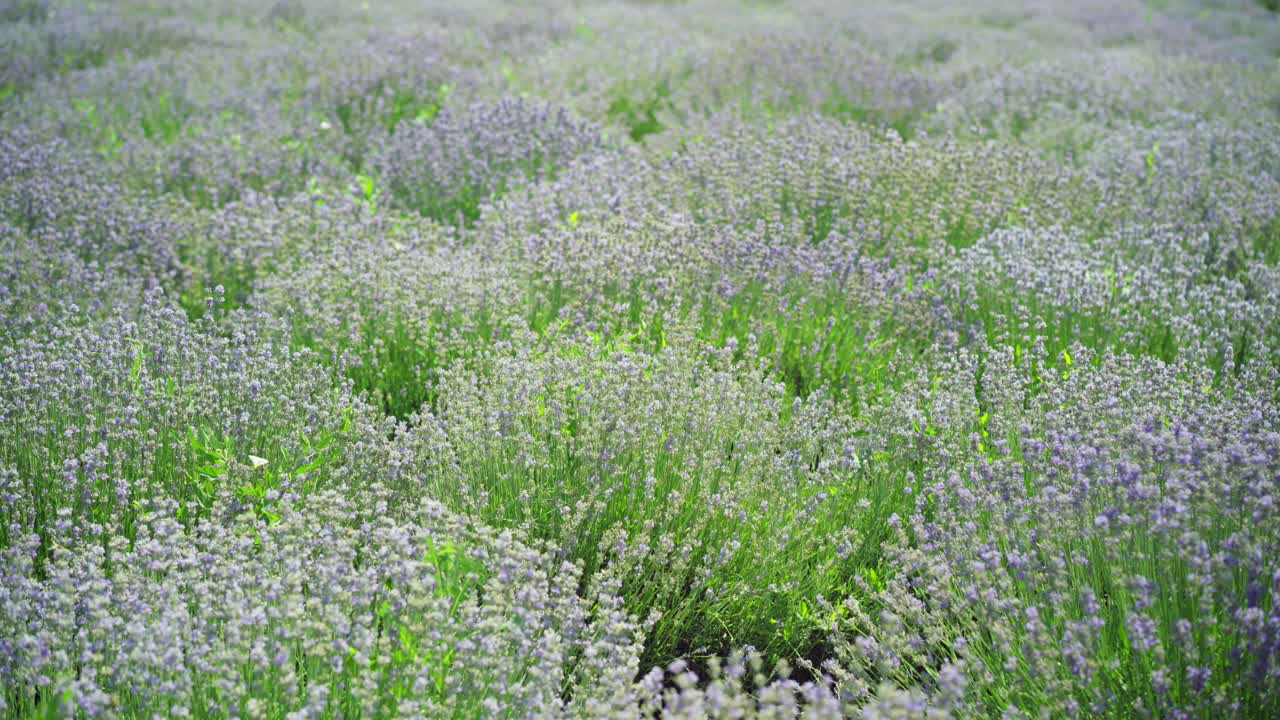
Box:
left=2, top=0, right=1279, bottom=717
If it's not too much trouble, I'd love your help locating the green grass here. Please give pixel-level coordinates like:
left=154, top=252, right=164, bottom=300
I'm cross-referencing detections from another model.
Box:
left=281, top=281, right=564, bottom=421
left=72, top=92, right=195, bottom=157
left=694, top=281, right=907, bottom=407
left=1254, top=216, right=1280, bottom=267
left=177, top=248, right=260, bottom=319
left=384, top=150, right=568, bottom=227
left=293, top=310, right=494, bottom=421
left=821, top=92, right=919, bottom=141
left=607, top=80, right=671, bottom=142
left=337, top=82, right=452, bottom=137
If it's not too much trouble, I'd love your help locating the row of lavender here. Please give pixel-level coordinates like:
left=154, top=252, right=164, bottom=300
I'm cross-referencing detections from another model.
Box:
left=3, top=0, right=1280, bottom=717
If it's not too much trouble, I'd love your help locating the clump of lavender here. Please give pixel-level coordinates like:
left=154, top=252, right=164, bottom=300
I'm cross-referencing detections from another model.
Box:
left=173, top=183, right=428, bottom=317
left=930, top=51, right=1279, bottom=161
left=499, top=3, right=942, bottom=144
left=939, top=223, right=1280, bottom=369
left=820, top=336, right=1280, bottom=717
left=1084, top=117, right=1280, bottom=257
left=634, top=650, right=855, bottom=718
left=0, top=1, right=192, bottom=94
left=704, top=29, right=943, bottom=136
left=288, top=32, right=457, bottom=138
left=369, top=96, right=604, bottom=226
left=486, top=114, right=1101, bottom=290
left=391, top=325, right=913, bottom=663
left=0, top=291, right=390, bottom=564
left=251, top=201, right=525, bottom=418
left=0, top=130, right=190, bottom=332
left=477, top=117, right=1107, bottom=405
left=0, top=219, right=155, bottom=338
left=0, top=489, right=648, bottom=717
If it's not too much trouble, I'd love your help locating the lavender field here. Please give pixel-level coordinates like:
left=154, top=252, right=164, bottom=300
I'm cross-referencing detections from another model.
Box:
left=2, top=0, right=1280, bottom=717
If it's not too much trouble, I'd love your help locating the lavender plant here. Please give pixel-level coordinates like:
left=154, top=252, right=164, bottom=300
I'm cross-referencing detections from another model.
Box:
left=820, top=337, right=1280, bottom=718
left=0, top=490, right=649, bottom=717
left=395, top=325, right=913, bottom=664
left=0, top=293, right=390, bottom=565
left=368, top=96, right=604, bottom=226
